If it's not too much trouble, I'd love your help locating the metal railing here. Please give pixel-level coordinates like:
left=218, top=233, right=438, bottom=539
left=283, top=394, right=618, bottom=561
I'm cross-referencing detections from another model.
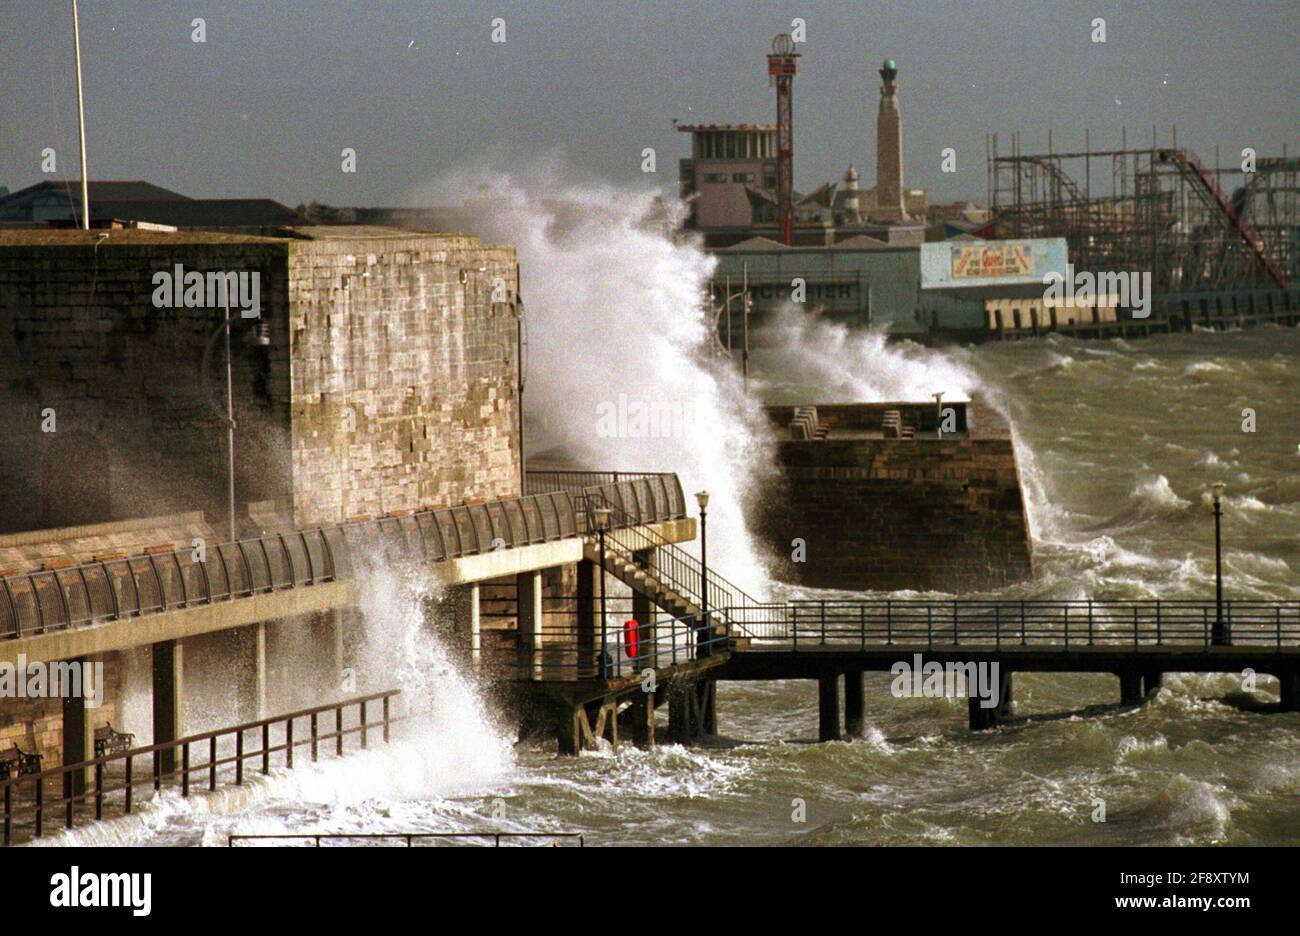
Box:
left=1, top=690, right=399, bottom=846
left=582, top=491, right=766, bottom=640
left=484, top=613, right=729, bottom=681
left=527, top=470, right=691, bottom=514
left=526, top=471, right=687, bottom=526
left=228, top=832, right=584, bottom=847
left=0, top=491, right=578, bottom=639
left=722, top=599, right=1300, bottom=651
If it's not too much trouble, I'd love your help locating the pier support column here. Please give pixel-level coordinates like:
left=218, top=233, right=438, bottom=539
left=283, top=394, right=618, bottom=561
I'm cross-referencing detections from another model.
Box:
left=665, top=678, right=716, bottom=744
left=558, top=706, right=581, bottom=756
left=967, top=697, right=1001, bottom=730
left=995, top=670, right=1014, bottom=720
left=586, top=699, right=618, bottom=751
left=1118, top=671, right=1143, bottom=706
left=969, top=670, right=1012, bottom=731
left=697, top=680, right=717, bottom=736
left=631, top=689, right=656, bottom=749
left=253, top=620, right=267, bottom=719
left=668, top=679, right=691, bottom=743
left=152, top=640, right=183, bottom=775
left=61, top=657, right=93, bottom=795
left=468, top=583, right=481, bottom=668
left=1279, top=672, right=1299, bottom=712
left=843, top=670, right=866, bottom=738
left=311, top=609, right=346, bottom=688
left=575, top=559, right=598, bottom=677
left=517, top=570, right=543, bottom=680
left=334, top=610, right=346, bottom=679
left=1142, top=670, right=1164, bottom=698
left=556, top=697, right=619, bottom=756
left=818, top=672, right=841, bottom=741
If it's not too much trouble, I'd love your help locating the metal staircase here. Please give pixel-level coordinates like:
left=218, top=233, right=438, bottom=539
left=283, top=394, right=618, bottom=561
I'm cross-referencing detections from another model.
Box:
left=582, top=538, right=700, bottom=620
left=522, top=470, right=770, bottom=641
left=580, top=491, right=767, bottom=641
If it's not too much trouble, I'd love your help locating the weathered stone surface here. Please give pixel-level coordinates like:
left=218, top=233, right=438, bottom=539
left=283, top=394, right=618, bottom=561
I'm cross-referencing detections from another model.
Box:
left=751, top=401, right=1034, bottom=592
left=0, top=227, right=521, bottom=536
left=0, top=652, right=120, bottom=770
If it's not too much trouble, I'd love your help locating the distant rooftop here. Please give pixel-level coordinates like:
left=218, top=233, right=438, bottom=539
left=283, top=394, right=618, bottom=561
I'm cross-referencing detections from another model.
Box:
left=1, top=180, right=190, bottom=203
left=0, top=228, right=286, bottom=246
left=275, top=224, right=476, bottom=241
left=0, top=225, right=494, bottom=248
left=91, top=198, right=305, bottom=227
left=676, top=123, right=777, bottom=132
left=0, top=179, right=305, bottom=228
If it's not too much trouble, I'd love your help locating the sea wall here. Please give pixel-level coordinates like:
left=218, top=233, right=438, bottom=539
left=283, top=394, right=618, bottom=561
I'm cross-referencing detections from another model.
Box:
left=751, top=401, right=1034, bottom=592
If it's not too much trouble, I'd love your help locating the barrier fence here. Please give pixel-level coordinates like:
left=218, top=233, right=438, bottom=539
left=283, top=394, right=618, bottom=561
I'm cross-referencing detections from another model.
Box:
left=482, top=612, right=728, bottom=681
left=1, top=690, right=400, bottom=847
left=228, top=832, right=584, bottom=847
left=724, top=599, right=1300, bottom=650
left=526, top=470, right=687, bottom=529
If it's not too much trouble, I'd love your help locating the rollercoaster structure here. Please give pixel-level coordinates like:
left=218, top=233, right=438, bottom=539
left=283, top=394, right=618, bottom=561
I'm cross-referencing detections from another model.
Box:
left=989, top=132, right=1296, bottom=295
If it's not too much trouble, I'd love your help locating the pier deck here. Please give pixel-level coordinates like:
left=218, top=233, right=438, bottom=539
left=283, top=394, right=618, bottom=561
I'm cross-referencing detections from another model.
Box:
left=714, top=598, right=1300, bottom=734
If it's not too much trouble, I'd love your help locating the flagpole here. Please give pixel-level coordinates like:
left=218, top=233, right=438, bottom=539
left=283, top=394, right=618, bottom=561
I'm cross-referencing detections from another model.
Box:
left=72, top=0, right=90, bottom=229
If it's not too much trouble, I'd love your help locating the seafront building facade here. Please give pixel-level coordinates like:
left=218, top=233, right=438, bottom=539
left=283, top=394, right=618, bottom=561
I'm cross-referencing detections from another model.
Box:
left=0, top=217, right=726, bottom=837
left=0, top=224, right=525, bottom=769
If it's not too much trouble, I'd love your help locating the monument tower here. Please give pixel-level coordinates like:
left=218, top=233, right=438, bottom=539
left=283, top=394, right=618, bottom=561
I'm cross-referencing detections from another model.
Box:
left=873, top=58, right=908, bottom=223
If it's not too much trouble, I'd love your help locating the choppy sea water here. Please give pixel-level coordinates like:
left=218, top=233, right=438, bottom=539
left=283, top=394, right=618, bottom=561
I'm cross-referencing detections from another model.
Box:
left=40, top=326, right=1296, bottom=848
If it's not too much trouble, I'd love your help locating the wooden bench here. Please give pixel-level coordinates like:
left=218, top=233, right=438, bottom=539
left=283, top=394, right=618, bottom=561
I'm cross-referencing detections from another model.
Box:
left=93, top=723, right=135, bottom=759
left=0, top=744, right=42, bottom=781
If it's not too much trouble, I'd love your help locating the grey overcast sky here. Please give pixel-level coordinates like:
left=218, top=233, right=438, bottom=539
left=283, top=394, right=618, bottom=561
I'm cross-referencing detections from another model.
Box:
left=2, top=0, right=1296, bottom=207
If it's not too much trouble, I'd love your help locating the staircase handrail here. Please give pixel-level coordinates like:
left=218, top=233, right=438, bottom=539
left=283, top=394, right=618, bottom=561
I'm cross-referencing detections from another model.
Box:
left=582, top=491, right=764, bottom=639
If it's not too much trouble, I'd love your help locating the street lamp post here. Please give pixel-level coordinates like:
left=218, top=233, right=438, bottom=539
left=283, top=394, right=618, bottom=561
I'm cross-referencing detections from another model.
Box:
left=696, top=491, right=710, bottom=658
left=593, top=506, right=612, bottom=677
left=223, top=297, right=237, bottom=543
left=1210, top=482, right=1227, bottom=645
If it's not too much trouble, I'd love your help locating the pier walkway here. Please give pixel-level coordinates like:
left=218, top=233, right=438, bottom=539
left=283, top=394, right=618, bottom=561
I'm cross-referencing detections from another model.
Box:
left=720, top=598, right=1300, bottom=734
left=0, top=478, right=691, bottom=668
left=0, top=473, right=698, bottom=771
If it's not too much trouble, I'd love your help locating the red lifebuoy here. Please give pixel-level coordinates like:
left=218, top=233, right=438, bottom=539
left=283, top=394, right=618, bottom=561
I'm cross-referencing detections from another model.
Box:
left=623, top=619, right=640, bottom=660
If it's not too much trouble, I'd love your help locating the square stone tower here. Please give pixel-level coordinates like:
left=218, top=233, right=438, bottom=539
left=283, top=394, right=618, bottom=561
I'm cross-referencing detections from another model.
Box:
left=872, top=58, right=909, bottom=223
left=0, top=226, right=521, bottom=536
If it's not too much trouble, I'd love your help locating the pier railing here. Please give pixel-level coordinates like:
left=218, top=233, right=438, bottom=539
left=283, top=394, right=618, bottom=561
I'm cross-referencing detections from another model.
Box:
left=483, top=612, right=729, bottom=681
left=1, top=690, right=400, bottom=847
left=0, top=490, right=583, bottom=639
left=0, top=477, right=698, bottom=641
left=228, top=831, right=585, bottom=847
left=723, top=599, right=1300, bottom=650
